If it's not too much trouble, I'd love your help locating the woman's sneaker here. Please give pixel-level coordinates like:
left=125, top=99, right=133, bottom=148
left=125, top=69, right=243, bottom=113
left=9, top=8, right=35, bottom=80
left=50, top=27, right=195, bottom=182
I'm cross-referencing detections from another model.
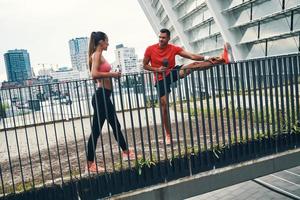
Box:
left=85, top=162, right=105, bottom=174
left=122, top=149, right=136, bottom=161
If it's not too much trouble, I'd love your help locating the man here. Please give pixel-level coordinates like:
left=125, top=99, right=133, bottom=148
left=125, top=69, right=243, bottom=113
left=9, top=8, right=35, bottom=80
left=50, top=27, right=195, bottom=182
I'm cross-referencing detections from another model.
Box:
left=143, top=28, right=232, bottom=145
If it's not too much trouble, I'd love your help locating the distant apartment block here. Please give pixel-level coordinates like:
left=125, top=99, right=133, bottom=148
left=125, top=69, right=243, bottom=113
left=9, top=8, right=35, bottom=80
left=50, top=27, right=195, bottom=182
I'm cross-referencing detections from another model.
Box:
left=114, top=44, right=139, bottom=74
left=4, top=49, right=32, bottom=82
left=49, top=67, right=80, bottom=82
left=69, top=37, right=89, bottom=72
left=137, top=0, right=300, bottom=61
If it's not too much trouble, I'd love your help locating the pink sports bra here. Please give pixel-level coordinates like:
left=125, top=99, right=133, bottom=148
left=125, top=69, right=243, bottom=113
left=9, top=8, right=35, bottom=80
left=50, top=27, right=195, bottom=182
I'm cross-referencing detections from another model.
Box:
left=98, top=58, right=111, bottom=72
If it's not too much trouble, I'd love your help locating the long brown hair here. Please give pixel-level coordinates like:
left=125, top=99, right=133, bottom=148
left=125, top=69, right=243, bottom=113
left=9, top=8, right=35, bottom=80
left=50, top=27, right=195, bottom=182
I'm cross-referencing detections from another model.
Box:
left=88, top=31, right=107, bottom=71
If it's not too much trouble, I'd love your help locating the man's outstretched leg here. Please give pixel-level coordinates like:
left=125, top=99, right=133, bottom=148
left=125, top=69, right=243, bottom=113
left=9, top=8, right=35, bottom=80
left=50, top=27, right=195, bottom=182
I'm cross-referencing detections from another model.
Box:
left=178, top=43, right=234, bottom=79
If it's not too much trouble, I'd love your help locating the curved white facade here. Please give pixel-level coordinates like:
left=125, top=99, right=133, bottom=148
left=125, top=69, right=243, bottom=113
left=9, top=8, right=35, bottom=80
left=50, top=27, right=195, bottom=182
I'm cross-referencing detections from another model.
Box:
left=137, top=0, right=300, bottom=61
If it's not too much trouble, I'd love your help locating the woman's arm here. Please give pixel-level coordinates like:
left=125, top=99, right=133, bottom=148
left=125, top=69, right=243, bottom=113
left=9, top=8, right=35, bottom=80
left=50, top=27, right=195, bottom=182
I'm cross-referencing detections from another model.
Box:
left=90, top=52, right=120, bottom=79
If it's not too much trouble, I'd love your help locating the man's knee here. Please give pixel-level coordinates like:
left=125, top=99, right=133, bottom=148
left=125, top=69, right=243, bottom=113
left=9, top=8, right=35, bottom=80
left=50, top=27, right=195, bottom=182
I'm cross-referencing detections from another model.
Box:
left=179, top=68, right=191, bottom=78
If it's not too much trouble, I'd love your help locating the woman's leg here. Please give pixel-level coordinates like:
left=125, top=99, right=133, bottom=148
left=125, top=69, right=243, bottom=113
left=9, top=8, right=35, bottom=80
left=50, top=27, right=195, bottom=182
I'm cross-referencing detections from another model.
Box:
left=105, top=97, right=128, bottom=151
left=87, top=93, right=106, bottom=162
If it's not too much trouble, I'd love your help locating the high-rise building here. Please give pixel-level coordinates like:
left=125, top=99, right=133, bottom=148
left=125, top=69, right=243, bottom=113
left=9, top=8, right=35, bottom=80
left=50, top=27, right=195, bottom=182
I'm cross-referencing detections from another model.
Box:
left=137, top=0, right=300, bottom=61
left=4, top=49, right=32, bottom=82
left=114, top=44, right=139, bottom=74
left=69, top=37, right=89, bottom=72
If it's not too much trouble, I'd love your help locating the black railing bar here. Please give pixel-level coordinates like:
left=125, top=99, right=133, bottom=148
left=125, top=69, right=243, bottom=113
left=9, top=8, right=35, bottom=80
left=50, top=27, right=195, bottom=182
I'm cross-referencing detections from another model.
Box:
left=176, top=71, right=188, bottom=159
left=148, top=72, right=160, bottom=165
left=124, top=75, right=138, bottom=168
left=74, top=82, right=87, bottom=178
left=234, top=62, right=243, bottom=158
left=7, top=88, right=26, bottom=191
left=141, top=74, right=153, bottom=163
left=283, top=57, right=291, bottom=145
left=48, top=84, right=64, bottom=184
left=160, top=72, right=169, bottom=160
left=0, top=93, right=16, bottom=193
left=133, top=74, right=148, bottom=182
left=171, top=70, right=182, bottom=169
left=197, top=70, right=208, bottom=156
left=117, top=77, right=131, bottom=171
left=39, top=85, right=55, bottom=184
left=57, top=83, right=73, bottom=179
left=294, top=55, right=300, bottom=121
left=278, top=57, right=286, bottom=147
left=184, top=69, right=195, bottom=158
left=216, top=65, right=226, bottom=148
left=203, top=69, right=214, bottom=164
left=262, top=59, right=270, bottom=149
left=190, top=71, right=202, bottom=159
left=168, top=70, right=177, bottom=160
left=28, top=85, right=46, bottom=186
left=240, top=62, right=250, bottom=157
left=110, top=78, right=124, bottom=173
left=18, top=87, right=35, bottom=187
left=257, top=60, right=266, bottom=151
left=133, top=75, right=146, bottom=161
left=0, top=164, right=5, bottom=197
left=289, top=57, right=296, bottom=126
left=294, top=55, right=300, bottom=146
left=274, top=58, right=281, bottom=152
left=245, top=61, right=255, bottom=155
left=211, top=67, right=220, bottom=150
left=268, top=59, right=276, bottom=153
left=223, top=64, right=233, bottom=160
left=228, top=63, right=238, bottom=159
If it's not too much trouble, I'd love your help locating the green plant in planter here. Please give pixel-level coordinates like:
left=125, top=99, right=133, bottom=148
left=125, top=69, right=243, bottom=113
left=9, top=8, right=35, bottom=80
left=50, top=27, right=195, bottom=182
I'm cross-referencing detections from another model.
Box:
left=292, top=120, right=300, bottom=134
left=135, top=158, right=156, bottom=175
left=212, top=144, right=226, bottom=160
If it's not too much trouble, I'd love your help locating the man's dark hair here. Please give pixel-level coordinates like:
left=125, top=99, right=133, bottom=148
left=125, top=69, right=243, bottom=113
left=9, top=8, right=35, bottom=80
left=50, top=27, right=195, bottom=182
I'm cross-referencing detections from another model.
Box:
left=160, top=28, right=170, bottom=37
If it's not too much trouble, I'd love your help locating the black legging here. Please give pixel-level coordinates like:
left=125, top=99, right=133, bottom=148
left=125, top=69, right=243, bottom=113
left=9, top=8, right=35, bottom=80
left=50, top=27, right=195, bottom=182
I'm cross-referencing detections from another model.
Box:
left=87, top=87, right=128, bottom=162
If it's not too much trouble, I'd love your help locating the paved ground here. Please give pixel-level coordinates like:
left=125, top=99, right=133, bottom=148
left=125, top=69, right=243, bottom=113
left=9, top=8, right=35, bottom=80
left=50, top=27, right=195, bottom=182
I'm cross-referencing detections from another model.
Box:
left=187, top=165, right=300, bottom=200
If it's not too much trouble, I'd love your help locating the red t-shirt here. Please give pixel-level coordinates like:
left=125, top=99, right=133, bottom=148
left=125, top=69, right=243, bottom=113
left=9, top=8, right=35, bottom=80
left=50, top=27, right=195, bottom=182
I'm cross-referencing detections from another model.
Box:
left=144, top=43, right=183, bottom=81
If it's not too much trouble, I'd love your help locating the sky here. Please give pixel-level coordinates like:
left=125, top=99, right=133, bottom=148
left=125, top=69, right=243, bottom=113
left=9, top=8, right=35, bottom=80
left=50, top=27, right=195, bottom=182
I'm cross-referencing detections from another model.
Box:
left=0, top=0, right=157, bottom=81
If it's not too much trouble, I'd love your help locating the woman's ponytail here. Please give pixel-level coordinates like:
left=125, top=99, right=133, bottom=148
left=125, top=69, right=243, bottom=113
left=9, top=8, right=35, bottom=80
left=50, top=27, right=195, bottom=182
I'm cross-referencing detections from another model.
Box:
left=88, top=31, right=107, bottom=71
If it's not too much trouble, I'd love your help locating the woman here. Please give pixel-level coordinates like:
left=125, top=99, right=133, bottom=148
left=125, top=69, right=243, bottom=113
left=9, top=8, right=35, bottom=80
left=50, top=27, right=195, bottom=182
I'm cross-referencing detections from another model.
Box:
left=87, top=31, right=135, bottom=173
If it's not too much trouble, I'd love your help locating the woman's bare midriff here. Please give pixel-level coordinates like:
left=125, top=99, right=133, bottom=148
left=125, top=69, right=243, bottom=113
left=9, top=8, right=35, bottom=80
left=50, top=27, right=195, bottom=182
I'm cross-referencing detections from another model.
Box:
left=96, top=78, right=113, bottom=90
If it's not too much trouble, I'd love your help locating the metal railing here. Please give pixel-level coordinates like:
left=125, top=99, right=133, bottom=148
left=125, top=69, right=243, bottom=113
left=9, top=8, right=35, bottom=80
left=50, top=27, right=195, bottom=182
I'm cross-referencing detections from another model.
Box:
left=0, top=53, right=299, bottom=200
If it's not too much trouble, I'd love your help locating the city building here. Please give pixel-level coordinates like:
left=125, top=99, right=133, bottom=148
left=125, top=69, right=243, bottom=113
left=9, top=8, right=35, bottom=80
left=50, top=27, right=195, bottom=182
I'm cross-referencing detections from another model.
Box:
left=68, top=37, right=89, bottom=74
left=114, top=44, right=139, bottom=74
left=4, top=49, right=32, bottom=82
left=137, top=0, right=300, bottom=61
left=49, top=67, right=84, bottom=82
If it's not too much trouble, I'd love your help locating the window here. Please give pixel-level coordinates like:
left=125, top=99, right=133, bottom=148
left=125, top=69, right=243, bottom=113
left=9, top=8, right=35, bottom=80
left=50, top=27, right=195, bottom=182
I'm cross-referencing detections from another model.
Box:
left=268, top=36, right=299, bottom=56
left=260, top=17, right=291, bottom=38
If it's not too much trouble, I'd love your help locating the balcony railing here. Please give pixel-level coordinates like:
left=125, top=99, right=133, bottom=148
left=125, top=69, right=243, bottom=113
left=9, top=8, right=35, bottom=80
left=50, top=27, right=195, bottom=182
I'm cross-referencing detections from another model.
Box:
left=0, top=53, right=299, bottom=200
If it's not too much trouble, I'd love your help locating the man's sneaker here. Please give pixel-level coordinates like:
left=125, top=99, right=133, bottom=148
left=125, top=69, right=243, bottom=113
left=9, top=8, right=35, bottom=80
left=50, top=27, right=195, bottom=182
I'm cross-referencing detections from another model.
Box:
left=221, top=42, right=234, bottom=64
left=122, top=149, right=136, bottom=161
left=165, top=134, right=171, bottom=145
left=85, top=162, right=105, bottom=174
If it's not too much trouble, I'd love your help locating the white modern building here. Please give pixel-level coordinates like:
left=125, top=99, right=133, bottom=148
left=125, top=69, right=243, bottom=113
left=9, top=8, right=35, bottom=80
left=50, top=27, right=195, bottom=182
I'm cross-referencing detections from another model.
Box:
left=114, top=44, right=140, bottom=74
left=137, top=0, right=300, bottom=61
left=69, top=37, right=89, bottom=74
left=49, top=67, right=85, bottom=82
